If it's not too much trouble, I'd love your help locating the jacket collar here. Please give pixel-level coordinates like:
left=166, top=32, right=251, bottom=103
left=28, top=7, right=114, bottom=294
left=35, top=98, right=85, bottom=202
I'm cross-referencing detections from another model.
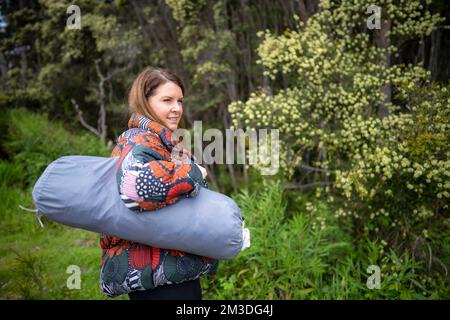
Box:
left=128, top=112, right=176, bottom=150
left=127, top=112, right=195, bottom=162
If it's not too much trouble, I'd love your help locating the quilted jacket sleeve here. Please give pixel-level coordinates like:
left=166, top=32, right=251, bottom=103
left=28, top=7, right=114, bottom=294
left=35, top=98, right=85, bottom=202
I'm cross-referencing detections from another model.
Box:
left=116, top=131, right=205, bottom=212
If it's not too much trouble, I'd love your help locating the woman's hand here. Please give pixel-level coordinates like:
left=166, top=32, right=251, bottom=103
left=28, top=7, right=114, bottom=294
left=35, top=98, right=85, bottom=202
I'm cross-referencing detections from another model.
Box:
left=195, top=164, right=208, bottom=180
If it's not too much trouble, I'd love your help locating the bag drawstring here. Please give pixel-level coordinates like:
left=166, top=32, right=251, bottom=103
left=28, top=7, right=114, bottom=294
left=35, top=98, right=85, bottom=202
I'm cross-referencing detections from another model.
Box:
left=18, top=204, right=44, bottom=228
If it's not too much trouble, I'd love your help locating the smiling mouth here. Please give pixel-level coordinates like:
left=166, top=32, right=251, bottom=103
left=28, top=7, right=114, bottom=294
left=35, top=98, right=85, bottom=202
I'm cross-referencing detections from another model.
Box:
left=167, top=116, right=179, bottom=122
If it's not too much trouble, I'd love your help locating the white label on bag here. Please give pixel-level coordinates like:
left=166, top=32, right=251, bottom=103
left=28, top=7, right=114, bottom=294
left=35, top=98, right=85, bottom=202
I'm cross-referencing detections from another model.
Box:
left=242, top=227, right=250, bottom=250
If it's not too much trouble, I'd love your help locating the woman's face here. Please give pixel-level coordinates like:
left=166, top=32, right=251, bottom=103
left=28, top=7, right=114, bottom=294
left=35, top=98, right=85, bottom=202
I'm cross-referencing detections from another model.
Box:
left=147, top=81, right=183, bottom=131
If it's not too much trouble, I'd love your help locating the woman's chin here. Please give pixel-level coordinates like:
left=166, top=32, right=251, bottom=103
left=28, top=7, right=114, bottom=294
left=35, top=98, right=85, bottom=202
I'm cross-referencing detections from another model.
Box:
left=166, top=123, right=178, bottom=131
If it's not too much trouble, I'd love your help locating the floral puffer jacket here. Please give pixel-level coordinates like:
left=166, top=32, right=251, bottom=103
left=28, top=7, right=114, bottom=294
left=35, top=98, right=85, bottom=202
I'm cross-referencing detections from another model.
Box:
left=99, top=112, right=218, bottom=298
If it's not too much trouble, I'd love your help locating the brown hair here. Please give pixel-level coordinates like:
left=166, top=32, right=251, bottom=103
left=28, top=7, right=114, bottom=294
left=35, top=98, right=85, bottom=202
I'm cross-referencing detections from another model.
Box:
left=128, top=67, right=186, bottom=129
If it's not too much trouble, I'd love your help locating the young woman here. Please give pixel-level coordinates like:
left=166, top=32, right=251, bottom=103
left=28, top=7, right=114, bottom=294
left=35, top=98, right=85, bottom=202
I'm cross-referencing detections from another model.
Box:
left=99, top=67, right=218, bottom=300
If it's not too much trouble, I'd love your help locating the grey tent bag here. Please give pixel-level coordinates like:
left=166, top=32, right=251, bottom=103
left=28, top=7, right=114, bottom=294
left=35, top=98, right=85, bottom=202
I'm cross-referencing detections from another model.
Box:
left=31, top=155, right=243, bottom=260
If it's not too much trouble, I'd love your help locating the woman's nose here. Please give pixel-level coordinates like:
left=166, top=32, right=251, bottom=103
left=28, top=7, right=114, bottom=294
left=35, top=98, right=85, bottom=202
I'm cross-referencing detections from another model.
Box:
left=171, top=102, right=182, bottom=112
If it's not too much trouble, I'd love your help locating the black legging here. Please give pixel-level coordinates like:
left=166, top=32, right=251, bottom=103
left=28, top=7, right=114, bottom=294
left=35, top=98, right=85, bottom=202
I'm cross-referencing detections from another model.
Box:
left=128, top=278, right=202, bottom=300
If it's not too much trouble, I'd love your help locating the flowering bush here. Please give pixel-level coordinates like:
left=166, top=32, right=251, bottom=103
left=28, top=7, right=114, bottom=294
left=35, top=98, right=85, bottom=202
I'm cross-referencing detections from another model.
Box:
left=332, top=83, right=449, bottom=256
left=228, top=0, right=449, bottom=272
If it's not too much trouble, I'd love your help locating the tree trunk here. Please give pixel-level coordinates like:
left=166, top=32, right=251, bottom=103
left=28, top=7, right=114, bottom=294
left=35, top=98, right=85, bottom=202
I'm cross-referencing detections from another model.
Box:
left=221, top=103, right=238, bottom=194
left=0, top=51, right=7, bottom=79
left=205, top=163, right=220, bottom=192
left=429, top=29, right=441, bottom=81
left=20, top=50, right=27, bottom=89
left=95, top=62, right=108, bottom=144
left=295, top=0, right=309, bottom=25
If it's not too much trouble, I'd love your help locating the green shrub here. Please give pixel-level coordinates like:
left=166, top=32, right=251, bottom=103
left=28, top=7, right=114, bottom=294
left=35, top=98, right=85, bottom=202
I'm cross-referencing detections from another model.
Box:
left=0, top=160, right=25, bottom=187
left=8, top=249, right=45, bottom=300
left=203, top=181, right=449, bottom=299
left=0, top=184, right=43, bottom=235
left=204, top=180, right=349, bottom=299
left=3, top=108, right=112, bottom=186
left=332, top=83, right=450, bottom=270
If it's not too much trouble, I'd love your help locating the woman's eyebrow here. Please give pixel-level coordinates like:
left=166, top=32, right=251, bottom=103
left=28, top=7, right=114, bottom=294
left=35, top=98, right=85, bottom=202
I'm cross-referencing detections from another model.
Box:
left=162, top=96, right=183, bottom=99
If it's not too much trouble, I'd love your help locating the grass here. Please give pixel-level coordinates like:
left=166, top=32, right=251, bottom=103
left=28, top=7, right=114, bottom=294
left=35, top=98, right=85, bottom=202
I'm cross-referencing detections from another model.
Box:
left=0, top=185, right=128, bottom=300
